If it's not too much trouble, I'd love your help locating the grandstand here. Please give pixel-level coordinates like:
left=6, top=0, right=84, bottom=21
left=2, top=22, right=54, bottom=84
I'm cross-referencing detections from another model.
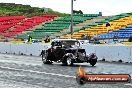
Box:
left=0, top=16, right=26, bottom=39
left=0, top=15, right=57, bottom=39
left=0, top=3, right=132, bottom=42
left=0, top=12, right=132, bottom=41
left=61, top=13, right=132, bottom=39
left=1, top=13, right=132, bottom=41
left=3, top=15, right=57, bottom=38
left=15, top=14, right=99, bottom=39
left=98, top=20, right=132, bottom=39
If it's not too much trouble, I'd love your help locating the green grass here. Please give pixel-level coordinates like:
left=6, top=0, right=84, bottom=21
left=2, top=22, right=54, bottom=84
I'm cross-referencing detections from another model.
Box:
left=0, top=3, right=69, bottom=17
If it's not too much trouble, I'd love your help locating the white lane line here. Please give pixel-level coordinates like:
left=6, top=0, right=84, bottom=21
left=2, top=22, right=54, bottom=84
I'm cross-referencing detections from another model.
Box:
left=124, top=84, right=132, bottom=86
left=0, top=66, right=76, bottom=78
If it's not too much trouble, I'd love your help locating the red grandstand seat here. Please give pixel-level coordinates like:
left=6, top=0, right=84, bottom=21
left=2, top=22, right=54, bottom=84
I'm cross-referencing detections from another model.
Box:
left=1, top=15, right=56, bottom=37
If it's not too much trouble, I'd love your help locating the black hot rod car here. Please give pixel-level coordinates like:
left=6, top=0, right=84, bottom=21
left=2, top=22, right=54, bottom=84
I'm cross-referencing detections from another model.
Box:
left=41, top=39, right=97, bottom=66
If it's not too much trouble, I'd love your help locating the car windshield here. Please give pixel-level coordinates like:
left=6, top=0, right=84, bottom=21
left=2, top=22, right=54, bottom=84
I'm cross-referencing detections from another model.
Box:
left=61, top=40, right=80, bottom=46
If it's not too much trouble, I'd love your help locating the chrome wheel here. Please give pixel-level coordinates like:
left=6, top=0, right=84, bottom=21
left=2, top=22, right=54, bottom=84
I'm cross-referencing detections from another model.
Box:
left=67, top=57, right=72, bottom=65
left=66, top=57, right=73, bottom=66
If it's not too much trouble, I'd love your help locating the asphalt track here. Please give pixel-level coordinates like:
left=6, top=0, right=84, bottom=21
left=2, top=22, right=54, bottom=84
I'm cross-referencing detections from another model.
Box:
left=0, top=54, right=132, bottom=88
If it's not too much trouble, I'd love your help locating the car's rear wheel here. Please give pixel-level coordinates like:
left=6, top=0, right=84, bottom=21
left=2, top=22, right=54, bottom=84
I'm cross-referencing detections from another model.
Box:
left=89, top=59, right=97, bottom=66
left=42, top=53, right=53, bottom=64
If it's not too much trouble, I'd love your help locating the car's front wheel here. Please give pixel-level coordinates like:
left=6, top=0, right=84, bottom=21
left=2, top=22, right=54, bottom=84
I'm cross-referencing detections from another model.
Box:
left=62, top=56, right=74, bottom=66
left=66, top=56, right=73, bottom=66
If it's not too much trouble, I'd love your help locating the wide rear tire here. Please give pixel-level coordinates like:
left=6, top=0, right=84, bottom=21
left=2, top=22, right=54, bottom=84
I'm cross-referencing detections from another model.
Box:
left=89, top=59, right=97, bottom=66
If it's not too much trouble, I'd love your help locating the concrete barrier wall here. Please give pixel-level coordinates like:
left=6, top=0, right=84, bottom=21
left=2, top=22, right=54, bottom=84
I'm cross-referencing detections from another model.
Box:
left=81, top=44, right=132, bottom=62
left=96, top=45, right=131, bottom=62
left=0, top=43, right=132, bottom=62
left=0, top=43, right=11, bottom=53
left=0, top=43, right=50, bottom=56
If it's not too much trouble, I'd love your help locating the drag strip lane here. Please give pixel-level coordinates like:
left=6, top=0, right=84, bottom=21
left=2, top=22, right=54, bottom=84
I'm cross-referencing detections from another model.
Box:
left=0, top=54, right=132, bottom=88
left=0, top=66, right=132, bottom=88
left=0, top=65, right=132, bottom=79
left=0, top=66, right=76, bottom=78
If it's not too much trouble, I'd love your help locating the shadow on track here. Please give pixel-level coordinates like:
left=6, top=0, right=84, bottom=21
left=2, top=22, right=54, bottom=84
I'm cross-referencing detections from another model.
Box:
left=41, top=63, right=97, bottom=68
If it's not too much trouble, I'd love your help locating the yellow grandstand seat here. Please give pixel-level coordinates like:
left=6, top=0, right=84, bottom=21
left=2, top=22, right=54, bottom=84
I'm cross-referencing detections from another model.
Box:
left=61, top=15, right=132, bottom=39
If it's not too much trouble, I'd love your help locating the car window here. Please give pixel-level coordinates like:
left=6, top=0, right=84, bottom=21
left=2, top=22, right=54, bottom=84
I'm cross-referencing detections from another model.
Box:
left=62, top=40, right=80, bottom=46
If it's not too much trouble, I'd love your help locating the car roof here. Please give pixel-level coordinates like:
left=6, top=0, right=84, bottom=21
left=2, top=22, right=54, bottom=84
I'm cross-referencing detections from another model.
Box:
left=52, top=39, right=77, bottom=41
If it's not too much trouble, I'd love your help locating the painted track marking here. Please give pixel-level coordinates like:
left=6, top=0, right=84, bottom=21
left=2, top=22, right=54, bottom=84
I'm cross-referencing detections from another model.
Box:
left=0, top=66, right=76, bottom=78
left=0, top=66, right=132, bottom=86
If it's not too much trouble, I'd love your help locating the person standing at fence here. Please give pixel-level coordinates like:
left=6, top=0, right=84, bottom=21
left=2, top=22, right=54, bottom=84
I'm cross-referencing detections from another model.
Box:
left=44, top=36, right=51, bottom=43
left=106, top=22, right=111, bottom=32
left=27, top=35, right=32, bottom=44
left=128, top=35, right=132, bottom=42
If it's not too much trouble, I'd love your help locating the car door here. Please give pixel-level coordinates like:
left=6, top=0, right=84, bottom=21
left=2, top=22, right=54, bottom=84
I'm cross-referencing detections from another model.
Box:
left=54, top=48, right=65, bottom=61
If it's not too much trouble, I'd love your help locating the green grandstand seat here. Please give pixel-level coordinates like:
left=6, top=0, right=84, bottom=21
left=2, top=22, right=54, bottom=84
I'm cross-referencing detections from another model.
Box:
left=16, top=13, right=100, bottom=39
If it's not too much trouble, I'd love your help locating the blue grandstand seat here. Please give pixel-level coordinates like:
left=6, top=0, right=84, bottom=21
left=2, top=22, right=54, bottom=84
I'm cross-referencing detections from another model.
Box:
left=98, top=25, right=132, bottom=39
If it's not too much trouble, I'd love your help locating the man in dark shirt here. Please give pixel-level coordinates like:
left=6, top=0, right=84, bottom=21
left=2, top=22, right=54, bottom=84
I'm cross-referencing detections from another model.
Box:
left=44, top=36, right=50, bottom=43
left=128, top=36, right=132, bottom=42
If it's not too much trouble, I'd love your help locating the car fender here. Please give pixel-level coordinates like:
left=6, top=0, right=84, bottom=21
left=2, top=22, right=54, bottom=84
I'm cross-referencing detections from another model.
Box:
left=63, top=53, right=76, bottom=59
left=87, top=53, right=98, bottom=60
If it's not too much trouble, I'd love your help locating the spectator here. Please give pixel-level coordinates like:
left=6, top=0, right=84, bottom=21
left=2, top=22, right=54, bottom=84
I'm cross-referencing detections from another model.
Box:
left=81, top=34, right=89, bottom=40
left=93, top=36, right=99, bottom=44
left=83, top=34, right=87, bottom=39
left=44, top=36, right=50, bottom=43
left=5, top=37, right=9, bottom=42
left=87, top=35, right=91, bottom=40
left=113, top=33, right=118, bottom=39
left=51, top=41, right=63, bottom=49
left=106, top=22, right=110, bottom=27
left=128, top=35, right=132, bottom=42
left=27, top=35, right=32, bottom=44
left=81, top=34, right=85, bottom=38
left=106, top=22, right=111, bottom=32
